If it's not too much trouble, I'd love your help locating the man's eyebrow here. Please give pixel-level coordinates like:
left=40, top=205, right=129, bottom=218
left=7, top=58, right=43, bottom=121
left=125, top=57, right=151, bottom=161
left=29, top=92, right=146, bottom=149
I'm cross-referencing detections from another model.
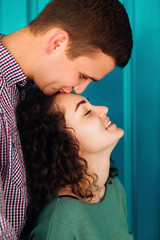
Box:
left=75, top=100, right=87, bottom=112
left=82, top=73, right=99, bottom=82
left=89, top=76, right=99, bottom=82
left=88, top=77, right=99, bottom=82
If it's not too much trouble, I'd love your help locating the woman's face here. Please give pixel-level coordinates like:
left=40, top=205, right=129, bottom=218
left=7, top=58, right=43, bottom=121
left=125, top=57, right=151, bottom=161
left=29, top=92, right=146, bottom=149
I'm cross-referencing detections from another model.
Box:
left=56, top=93, right=124, bottom=157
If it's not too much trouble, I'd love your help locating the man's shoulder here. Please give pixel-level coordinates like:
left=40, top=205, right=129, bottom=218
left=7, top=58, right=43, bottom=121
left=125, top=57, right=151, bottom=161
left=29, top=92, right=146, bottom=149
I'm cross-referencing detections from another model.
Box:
left=0, top=68, right=8, bottom=100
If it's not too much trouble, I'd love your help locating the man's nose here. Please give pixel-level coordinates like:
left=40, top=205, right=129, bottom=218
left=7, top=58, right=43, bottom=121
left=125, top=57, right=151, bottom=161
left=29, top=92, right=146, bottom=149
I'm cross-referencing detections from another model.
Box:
left=74, top=79, right=92, bottom=94
left=61, top=87, right=73, bottom=93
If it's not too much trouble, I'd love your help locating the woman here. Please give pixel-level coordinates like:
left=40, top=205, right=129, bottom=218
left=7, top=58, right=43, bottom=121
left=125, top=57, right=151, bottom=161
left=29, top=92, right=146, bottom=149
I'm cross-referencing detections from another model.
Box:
left=16, top=87, right=134, bottom=240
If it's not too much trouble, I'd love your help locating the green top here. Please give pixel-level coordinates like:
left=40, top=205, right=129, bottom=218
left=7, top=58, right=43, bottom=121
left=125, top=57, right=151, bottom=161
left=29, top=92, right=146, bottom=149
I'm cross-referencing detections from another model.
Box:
left=29, top=178, right=134, bottom=240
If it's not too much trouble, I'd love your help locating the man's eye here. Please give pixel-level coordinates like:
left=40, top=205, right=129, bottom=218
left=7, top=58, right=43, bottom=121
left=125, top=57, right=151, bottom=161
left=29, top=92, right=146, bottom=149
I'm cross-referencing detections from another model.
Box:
left=84, top=110, right=91, bottom=116
left=80, top=74, right=88, bottom=80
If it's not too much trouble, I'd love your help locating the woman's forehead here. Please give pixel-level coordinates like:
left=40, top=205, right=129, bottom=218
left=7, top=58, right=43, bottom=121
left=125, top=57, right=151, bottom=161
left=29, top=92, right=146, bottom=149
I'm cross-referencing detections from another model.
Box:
left=57, top=93, right=87, bottom=106
left=55, top=93, right=88, bottom=116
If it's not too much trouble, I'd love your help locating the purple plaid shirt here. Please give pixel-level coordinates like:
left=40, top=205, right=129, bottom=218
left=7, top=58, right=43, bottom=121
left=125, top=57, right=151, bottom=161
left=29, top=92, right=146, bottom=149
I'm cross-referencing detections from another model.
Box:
left=0, top=42, right=28, bottom=239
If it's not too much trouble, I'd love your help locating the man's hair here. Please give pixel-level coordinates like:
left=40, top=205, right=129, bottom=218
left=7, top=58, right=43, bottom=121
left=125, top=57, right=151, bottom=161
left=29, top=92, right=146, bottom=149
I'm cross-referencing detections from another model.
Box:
left=28, top=0, right=133, bottom=67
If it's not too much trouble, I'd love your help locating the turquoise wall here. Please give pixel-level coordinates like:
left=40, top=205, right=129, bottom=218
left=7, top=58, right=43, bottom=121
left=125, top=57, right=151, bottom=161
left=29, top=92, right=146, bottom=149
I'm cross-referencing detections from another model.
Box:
left=127, top=0, right=160, bottom=239
left=0, top=0, right=159, bottom=239
left=122, top=0, right=160, bottom=239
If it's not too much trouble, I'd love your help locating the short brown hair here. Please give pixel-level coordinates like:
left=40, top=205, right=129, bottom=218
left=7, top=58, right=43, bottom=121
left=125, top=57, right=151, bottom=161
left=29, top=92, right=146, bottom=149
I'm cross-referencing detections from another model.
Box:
left=29, top=0, right=133, bottom=67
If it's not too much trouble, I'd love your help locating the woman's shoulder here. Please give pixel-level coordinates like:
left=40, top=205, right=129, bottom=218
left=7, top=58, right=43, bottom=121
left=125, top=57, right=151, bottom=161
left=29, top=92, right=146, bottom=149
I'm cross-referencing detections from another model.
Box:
left=29, top=197, right=91, bottom=240
left=106, top=177, right=126, bottom=204
left=53, top=196, right=89, bottom=222
left=36, top=195, right=85, bottom=224
left=109, top=177, right=125, bottom=193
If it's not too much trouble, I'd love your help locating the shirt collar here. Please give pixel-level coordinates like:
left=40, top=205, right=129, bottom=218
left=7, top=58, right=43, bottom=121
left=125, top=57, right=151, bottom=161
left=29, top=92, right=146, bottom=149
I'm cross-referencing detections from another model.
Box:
left=0, top=42, right=27, bottom=87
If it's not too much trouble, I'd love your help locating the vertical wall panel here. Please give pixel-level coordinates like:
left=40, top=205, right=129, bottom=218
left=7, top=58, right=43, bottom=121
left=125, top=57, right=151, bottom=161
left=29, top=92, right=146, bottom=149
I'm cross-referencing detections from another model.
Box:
left=27, top=0, right=39, bottom=23
left=121, top=0, right=135, bottom=230
left=123, top=0, right=160, bottom=239
left=37, top=0, right=50, bottom=13
left=0, top=0, right=28, bottom=34
left=0, top=0, right=50, bottom=34
left=134, top=0, right=160, bottom=239
left=0, top=0, right=3, bottom=32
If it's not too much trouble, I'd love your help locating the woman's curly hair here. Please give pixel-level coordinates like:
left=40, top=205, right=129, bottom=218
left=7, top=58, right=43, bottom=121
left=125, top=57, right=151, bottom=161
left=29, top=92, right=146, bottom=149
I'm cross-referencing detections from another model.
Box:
left=16, top=85, right=118, bottom=234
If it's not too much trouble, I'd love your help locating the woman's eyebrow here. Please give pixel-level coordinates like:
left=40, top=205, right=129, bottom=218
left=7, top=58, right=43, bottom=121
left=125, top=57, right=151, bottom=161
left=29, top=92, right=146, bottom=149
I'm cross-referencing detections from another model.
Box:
left=75, top=100, right=87, bottom=112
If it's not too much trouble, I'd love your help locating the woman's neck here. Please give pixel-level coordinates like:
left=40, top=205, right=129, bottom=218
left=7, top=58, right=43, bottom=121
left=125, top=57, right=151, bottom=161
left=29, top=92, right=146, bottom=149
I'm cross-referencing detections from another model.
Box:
left=57, top=155, right=110, bottom=203
left=57, top=184, right=106, bottom=203
left=90, top=184, right=106, bottom=203
left=85, top=152, right=111, bottom=187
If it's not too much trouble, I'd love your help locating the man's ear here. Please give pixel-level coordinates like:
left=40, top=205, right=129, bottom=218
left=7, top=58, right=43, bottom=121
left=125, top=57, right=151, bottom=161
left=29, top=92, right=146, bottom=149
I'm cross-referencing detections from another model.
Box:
left=46, top=30, right=69, bottom=55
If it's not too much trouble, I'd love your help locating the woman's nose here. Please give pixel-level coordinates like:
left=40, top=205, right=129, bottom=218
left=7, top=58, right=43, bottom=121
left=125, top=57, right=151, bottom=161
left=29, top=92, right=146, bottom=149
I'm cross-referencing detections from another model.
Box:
left=96, top=106, right=108, bottom=118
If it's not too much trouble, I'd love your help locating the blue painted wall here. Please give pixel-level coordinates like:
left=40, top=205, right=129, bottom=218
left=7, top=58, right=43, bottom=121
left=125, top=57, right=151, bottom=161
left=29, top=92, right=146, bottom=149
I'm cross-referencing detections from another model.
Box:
left=130, top=0, right=160, bottom=239
left=0, top=0, right=159, bottom=239
left=122, top=1, right=160, bottom=239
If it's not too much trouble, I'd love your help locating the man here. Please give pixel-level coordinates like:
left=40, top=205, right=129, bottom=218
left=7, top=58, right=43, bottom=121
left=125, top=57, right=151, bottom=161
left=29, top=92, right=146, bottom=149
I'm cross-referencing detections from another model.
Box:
left=0, top=0, right=132, bottom=239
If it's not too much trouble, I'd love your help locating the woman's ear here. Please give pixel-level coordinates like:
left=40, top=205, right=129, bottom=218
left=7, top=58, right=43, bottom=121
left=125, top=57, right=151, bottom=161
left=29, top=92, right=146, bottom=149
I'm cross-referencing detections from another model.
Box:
left=46, top=30, right=69, bottom=55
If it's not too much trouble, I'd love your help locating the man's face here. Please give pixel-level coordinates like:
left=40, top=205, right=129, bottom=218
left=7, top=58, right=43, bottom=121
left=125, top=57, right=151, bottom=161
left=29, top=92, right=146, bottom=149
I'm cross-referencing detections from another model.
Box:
left=33, top=49, right=116, bottom=95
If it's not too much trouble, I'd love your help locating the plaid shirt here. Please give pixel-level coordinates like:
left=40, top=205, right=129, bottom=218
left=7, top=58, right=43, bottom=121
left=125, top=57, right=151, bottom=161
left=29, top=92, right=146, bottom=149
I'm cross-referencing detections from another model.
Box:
left=0, top=42, right=28, bottom=239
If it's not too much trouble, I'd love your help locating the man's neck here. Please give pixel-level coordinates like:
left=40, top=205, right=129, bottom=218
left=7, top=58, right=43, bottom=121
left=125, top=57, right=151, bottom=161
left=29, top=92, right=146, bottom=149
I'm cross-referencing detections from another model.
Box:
left=0, top=34, right=4, bottom=41
left=0, top=28, right=34, bottom=78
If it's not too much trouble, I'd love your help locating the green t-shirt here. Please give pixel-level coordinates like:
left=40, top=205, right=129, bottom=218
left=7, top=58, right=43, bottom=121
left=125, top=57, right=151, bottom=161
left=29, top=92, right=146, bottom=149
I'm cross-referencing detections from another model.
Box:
left=29, top=178, right=134, bottom=240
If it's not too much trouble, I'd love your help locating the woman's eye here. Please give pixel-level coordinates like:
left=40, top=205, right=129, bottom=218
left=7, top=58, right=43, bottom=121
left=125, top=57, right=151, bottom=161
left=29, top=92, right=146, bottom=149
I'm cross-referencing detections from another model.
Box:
left=84, top=110, right=91, bottom=116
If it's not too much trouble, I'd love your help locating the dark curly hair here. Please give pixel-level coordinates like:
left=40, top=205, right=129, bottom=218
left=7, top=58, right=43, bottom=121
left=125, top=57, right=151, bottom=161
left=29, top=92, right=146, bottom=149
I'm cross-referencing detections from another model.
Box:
left=16, top=85, right=118, bottom=235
